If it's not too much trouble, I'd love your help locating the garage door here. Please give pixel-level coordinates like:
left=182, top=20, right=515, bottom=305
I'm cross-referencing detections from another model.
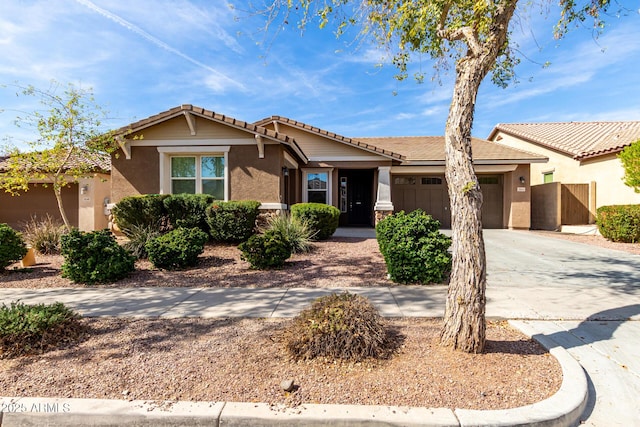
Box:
left=391, top=174, right=504, bottom=229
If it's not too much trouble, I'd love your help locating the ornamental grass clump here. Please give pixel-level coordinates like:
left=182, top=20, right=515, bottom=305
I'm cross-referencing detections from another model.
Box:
left=20, top=214, right=66, bottom=255
left=283, top=293, right=398, bottom=362
left=263, top=213, right=316, bottom=254
left=0, top=302, right=85, bottom=359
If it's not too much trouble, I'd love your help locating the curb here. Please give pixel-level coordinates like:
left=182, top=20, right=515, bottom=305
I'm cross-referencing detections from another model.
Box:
left=0, top=323, right=587, bottom=427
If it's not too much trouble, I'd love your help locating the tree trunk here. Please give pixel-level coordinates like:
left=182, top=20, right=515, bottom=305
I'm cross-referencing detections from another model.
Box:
left=54, top=184, right=72, bottom=231
left=439, top=2, right=517, bottom=353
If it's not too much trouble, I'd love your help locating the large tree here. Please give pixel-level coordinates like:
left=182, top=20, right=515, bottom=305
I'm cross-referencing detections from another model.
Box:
left=253, top=0, right=621, bottom=352
left=0, top=82, right=118, bottom=230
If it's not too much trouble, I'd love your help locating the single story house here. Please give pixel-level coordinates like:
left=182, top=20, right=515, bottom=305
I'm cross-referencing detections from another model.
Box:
left=488, top=121, right=640, bottom=227
left=0, top=151, right=111, bottom=231
left=110, top=104, right=547, bottom=229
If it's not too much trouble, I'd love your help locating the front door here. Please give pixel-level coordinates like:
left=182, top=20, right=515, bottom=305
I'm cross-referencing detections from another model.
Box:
left=339, top=170, right=373, bottom=226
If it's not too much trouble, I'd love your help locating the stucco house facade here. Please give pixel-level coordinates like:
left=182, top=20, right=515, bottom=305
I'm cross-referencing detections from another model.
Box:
left=488, top=122, right=640, bottom=211
left=110, top=105, right=547, bottom=229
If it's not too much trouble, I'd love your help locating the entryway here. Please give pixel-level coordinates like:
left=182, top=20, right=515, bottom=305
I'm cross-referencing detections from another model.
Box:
left=338, top=169, right=374, bottom=226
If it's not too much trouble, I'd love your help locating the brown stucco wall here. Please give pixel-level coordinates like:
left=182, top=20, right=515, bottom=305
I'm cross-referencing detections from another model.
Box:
left=531, top=182, right=561, bottom=230
left=111, top=146, right=160, bottom=203
left=229, top=145, right=282, bottom=202
left=504, top=164, right=531, bottom=229
left=0, top=184, right=79, bottom=230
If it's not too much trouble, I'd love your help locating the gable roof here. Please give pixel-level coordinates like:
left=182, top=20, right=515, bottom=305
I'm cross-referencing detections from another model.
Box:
left=357, top=136, right=547, bottom=165
left=254, top=116, right=406, bottom=161
left=116, top=105, right=308, bottom=163
left=488, top=121, right=640, bottom=160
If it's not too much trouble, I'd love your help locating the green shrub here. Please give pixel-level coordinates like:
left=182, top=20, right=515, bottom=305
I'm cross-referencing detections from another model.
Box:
left=20, top=214, right=66, bottom=255
left=122, top=223, right=162, bottom=259
left=376, top=210, right=452, bottom=284
left=263, top=213, right=316, bottom=254
left=283, top=292, right=396, bottom=362
left=163, top=193, right=214, bottom=233
left=206, top=200, right=261, bottom=243
left=597, top=204, right=640, bottom=243
left=238, top=229, right=292, bottom=269
left=61, top=229, right=135, bottom=284
left=0, top=223, right=28, bottom=270
left=112, top=194, right=170, bottom=236
left=146, top=227, right=208, bottom=270
left=0, top=302, right=85, bottom=359
left=290, top=203, right=340, bottom=240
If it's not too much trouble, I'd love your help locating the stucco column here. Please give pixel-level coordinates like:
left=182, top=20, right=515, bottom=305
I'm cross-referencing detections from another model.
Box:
left=374, top=166, right=394, bottom=213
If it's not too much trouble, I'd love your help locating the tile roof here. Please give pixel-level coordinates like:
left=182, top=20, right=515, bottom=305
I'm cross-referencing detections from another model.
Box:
left=116, top=105, right=308, bottom=162
left=0, top=148, right=110, bottom=173
left=356, top=136, right=547, bottom=165
left=254, top=116, right=406, bottom=161
left=489, top=122, right=640, bottom=160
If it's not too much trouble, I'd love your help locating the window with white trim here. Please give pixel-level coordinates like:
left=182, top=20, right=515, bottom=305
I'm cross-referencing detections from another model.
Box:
left=170, top=155, right=224, bottom=199
left=303, top=169, right=332, bottom=204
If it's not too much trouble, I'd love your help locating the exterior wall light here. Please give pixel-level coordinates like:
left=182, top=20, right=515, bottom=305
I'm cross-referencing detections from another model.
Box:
left=519, top=176, right=526, bottom=184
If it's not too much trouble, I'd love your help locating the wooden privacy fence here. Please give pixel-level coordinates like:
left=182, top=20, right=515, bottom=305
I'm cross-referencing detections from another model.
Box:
left=531, top=182, right=592, bottom=230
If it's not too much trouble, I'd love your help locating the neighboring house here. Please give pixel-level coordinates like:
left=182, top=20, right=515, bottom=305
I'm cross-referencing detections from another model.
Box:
left=0, top=151, right=111, bottom=231
left=110, top=104, right=547, bottom=230
left=488, top=121, right=640, bottom=228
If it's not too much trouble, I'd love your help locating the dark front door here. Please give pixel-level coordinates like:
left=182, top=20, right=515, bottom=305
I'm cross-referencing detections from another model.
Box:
left=339, top=170, right=373, bottom=226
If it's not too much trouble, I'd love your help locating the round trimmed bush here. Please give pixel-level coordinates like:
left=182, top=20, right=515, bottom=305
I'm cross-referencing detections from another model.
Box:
left=61, top=229, right=135, bottom=284
left=206, top=200, right=261, bottom=243
left=376, top=210, right=452, bottom=284
left=0, top=223, right=28, bottom=270
left=146, top=227, right=208, bottom=270
left=0, top=302, right=85, bottom=359
left=283, top=292, right=395, bottom=362
left=112, top=194, right=170, bottom=236
left=238, top=229, right=291, bottom=269
left=597, top=204, right=640, bottom=243
left=163, top=193, right=214, bottom=233
left=290, top=203, right=340, bottom=240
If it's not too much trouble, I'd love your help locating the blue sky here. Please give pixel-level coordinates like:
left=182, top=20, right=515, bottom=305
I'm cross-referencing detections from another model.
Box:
left=1, top=0, right=639, bottom=151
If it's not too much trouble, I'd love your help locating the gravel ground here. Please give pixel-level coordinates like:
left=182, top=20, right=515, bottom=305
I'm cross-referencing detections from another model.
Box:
left=0, top=318, right=561, bottom=410
left=3, top=232, right=608, bottom=409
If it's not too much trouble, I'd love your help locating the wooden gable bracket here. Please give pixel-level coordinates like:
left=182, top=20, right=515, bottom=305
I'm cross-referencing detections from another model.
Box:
left=255, top=134, right=265, bottom=159
left=183, top=111, right=197, bottom=136
left=116, top=136, right=131, bottom=160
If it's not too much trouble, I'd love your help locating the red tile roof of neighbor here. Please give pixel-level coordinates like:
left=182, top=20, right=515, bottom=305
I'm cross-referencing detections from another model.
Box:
left=489, top=121, right=640, bottom=160
left=0, top=149, right=110, bottom=173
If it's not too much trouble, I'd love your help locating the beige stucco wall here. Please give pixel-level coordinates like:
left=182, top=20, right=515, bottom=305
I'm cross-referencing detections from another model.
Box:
left=131, top=115, right=252, bottom=140
left=503, top=164, right=531, bottom=229
left=78, top=173, right=111, bottom=231
left=493, top=131, right=640, bottom=208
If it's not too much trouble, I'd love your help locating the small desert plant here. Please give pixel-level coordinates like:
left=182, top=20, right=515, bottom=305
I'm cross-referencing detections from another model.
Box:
left=146, top=227, right=209, bottom=270
left=290, top=203, right=340, bottom=240
left=263, top=213, right=316, bottom=254
left=376, top=210, right=452, bottom=284
left=597, top=204, right=640, bottom=243
left=238, top=229, right=292, bottom=269
left=122, top=223, right=163, bottom=259
left=206, top=200, right=261, bottom=243
left=0, top=302, right=85, bottom=359
left=20, top=214, right=66, bottom=255
left=61, top=229, right=136, bottom=284
left=0, top=223, right=28, bottom=270
left=283, top=292, right=395, bottom=362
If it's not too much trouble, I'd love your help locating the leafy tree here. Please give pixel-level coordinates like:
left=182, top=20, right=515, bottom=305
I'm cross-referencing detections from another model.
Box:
left=249, top=0, right=623, bottom=352
left=0, top=81, right=119, bottom=230
left=619, top=139, right=640, bottom=193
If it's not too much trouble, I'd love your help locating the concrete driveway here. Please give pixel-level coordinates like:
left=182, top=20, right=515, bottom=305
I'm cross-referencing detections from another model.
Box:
left=482, top=230, right=640, bottom=426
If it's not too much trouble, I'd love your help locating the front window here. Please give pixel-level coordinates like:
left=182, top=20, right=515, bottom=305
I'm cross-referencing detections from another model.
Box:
left=170, top=155, right=224, bottom=199
left=307, top=172, right=328, bottom=203
left=543, top=172, right=554, bottom=183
